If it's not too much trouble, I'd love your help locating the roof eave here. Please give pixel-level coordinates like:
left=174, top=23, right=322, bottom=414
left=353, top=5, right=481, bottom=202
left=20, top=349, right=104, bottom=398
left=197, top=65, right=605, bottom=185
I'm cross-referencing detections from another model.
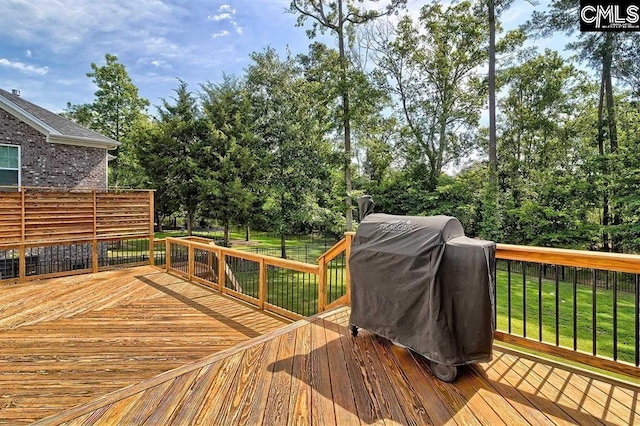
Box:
left=49, top=134, right=121, bottom=150
left=0, top=94, right=119, bottom=150
left=0, top=95, right=60, bottom=136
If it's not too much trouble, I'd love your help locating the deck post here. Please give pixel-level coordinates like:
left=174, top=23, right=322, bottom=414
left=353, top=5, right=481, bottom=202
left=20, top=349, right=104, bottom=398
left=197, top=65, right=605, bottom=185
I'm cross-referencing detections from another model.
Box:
left=165, top=239, right=171, bottom=272
left=345, top=232, right=354, bottom=305
left=207, top=250, right=214, bottom=281
left=318, top=256, right=327, bottom=312
left=188, top=243, right=195, bottom=281
left=218, top=251, right=225, bottom=293
left=149, top=191, right=154, bottom=266
left=259, top=258, right=266, bottom=310
left=92, top=190, right=98, bottom=273
left=19, top=188, right=26, bottom=282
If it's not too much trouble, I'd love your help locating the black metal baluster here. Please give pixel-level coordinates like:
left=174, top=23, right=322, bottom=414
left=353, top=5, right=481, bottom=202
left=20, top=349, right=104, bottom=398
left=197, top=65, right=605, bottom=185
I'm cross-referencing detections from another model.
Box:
left=508, top=261, right=512, bottom=334
left=555, top=265, right=559, bottom=347
left=289, top=268, right=293, bottom=312
left=573, top=268, right=578, bottom=351
left=493, top=258, right=497, bottom=328
left=538, top=265, right=543, bottom=342
left=523, top=263, right=527, bottom=338
left=613, top=272, right=618, bottom=361
left=635, top=274, right=640, bottom=367
left=592, top=269, right=597, bottom=356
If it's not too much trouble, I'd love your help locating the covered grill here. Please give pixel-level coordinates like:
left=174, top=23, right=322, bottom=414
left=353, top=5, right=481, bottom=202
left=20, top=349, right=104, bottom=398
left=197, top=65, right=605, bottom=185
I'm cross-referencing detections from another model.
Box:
left=349, top=197, right=495, bottom=382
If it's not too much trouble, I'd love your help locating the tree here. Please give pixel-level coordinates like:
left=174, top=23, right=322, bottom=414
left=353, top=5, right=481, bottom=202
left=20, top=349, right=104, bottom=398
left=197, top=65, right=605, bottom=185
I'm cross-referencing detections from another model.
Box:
left=367, top=2, right=489, bottom=192
left=527, top=3, right=626, bottom=250
left=246, top=48, right=334, bottom=257
left=200, top=75, right=258, bottom=246
left=141, top=80, right=204, bottom=235
left=132, top=119, right=180, bottom=231
left=289, top=0, right=406, bottom=231
left=497, top=51, right=599, bottom=247
left=64, top=54, right=150, bottom=186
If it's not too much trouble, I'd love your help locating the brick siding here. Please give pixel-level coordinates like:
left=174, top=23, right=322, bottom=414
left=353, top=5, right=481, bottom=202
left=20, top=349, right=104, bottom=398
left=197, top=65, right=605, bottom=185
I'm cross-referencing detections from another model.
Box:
left=0, top=109, right=107, bottom=189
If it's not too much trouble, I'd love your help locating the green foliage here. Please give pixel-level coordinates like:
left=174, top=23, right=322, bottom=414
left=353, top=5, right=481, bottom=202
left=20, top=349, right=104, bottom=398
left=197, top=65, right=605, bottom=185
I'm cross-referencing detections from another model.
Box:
left=368, top=1, right=491, bottom=191
left=64, top=54, right=150, bottom=186
left=199, top=75, right=258, bottom=245
left=246, top=48, right=338, bottom=254
left=138, top=80, right=204, bottom=234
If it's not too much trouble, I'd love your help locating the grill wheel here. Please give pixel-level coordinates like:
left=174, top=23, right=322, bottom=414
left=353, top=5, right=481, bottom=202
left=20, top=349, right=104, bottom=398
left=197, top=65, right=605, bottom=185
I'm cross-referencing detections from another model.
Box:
left=430, top=361, right=458, bottom=382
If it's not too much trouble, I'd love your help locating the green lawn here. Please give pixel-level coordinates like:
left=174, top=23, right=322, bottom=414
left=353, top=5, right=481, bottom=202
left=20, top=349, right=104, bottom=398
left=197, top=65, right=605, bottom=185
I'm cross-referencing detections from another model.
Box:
left=495, top=270, right=638, bottom=365
left=219, top=253, right=347, bottom=317
left=155, top=230, right=638, bottom=367
left=224, top=262, right=637, bottom=365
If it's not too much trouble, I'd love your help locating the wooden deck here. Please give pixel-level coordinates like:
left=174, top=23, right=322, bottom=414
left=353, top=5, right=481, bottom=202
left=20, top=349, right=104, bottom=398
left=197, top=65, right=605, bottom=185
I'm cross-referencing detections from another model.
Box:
left=0, top=266, right=289, bottom=425
left=35, top=306, right=640, bottom=426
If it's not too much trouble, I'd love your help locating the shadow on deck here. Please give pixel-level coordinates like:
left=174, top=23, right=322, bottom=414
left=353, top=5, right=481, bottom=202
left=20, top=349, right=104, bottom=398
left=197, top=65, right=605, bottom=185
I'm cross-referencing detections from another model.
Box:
left=0, top=266, right=289, bottom=425
left=35, top=306, right=640, bottom=425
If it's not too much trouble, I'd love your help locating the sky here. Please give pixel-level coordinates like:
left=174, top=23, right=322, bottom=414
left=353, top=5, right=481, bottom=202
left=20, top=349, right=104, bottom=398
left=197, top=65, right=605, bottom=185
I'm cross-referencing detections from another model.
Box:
left=0, top=0, right=568, bottom=114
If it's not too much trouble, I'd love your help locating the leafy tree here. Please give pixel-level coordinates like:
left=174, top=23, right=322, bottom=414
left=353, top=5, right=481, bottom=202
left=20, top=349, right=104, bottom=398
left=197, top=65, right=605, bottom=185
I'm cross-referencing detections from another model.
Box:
left=140, top=80, right=204, bottom=235
left=367, top=2, right=489, bottom=192
left=289, top=0, right=406, bottom=231
left=64, top=54, right=150, bottom=186
left=497, top=51, right=599, bottom=247
left=132, top=119, right=180, bottom=231
left=200, top=76, right=258, bottom=246
left=526, top=3, right=626, bottom=250
left=246, top=48, right=334, bottom=257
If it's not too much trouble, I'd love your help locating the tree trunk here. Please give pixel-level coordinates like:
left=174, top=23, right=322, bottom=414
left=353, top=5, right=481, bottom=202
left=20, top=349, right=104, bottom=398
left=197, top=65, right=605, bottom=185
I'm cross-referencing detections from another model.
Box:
left=597, top=70, right=608, bottom=251
left=245, top=225, right=250, bottom=242
left=603, top=33, right=620, bottom=252
left=186, top=210, right=193, bottom=236
left=337, top=0, right=353, bottom=231
left=280, top=234, right=287, bottom=259
left=488, top=0, right=497, bottom=184
left=224, top=221, right=230, bottom=247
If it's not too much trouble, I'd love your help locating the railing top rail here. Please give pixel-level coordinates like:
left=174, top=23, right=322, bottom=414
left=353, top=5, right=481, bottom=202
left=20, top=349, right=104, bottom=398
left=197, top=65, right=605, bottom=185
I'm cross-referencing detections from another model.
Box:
left=317, top=238, right=346, bottom=263
left=165, top=237, right=319, bottom=275
left=496, top=243, right=640, bottom=274
left=0, top=186, right=154, bottom=192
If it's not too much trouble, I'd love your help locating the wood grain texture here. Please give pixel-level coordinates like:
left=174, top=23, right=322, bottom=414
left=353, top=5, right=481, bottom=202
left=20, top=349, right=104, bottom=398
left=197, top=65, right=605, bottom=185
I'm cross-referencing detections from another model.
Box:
left=8, top=303, right=640, bottom=426
left=496, top=243, right=640, bottom=274
left=0, top=266, right=288, bottom=425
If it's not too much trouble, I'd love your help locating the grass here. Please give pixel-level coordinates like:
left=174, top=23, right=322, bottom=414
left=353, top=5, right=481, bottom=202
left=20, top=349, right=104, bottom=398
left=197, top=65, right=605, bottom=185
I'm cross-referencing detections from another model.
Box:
left=495, top=269, right=638, bottom=365
left=213, top=252, right=348, bottom=317
left=149, top=231, right=639, bottom=372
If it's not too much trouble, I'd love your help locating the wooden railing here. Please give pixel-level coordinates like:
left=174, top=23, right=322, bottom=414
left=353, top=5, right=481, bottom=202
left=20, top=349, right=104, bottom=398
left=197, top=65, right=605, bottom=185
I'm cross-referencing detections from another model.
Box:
left=495, top=244, right=640, bottom=378
left=162, top=233, right=354, bottom=321
left=0, top=188, right=154, bottom=284
left=158, top=231, right=640, bottom=379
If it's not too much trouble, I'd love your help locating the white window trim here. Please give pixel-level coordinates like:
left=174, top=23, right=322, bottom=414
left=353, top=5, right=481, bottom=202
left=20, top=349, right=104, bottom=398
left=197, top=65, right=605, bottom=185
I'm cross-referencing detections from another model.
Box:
left=0, top=144, right=21, bottom=189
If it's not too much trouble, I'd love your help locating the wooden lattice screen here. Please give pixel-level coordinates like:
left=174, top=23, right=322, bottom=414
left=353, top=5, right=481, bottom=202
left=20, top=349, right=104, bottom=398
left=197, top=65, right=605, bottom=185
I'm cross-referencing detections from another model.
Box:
left=0, top=188, right=154, bottom=282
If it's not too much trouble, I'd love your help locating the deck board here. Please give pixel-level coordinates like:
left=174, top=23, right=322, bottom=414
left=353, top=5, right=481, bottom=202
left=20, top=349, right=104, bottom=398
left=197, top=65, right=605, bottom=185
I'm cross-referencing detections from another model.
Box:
left=0, top=266, right=288, bottom=425
left=35, top=305, right=640, bottom=426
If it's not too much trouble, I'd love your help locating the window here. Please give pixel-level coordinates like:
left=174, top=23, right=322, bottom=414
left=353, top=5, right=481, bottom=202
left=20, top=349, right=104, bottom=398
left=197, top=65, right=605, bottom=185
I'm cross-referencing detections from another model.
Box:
left=0, top=144, right=20, bottom=191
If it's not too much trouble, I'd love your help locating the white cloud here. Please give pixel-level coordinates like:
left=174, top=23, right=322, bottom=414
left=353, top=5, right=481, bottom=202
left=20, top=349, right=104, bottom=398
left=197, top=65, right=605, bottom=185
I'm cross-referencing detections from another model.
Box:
left=0, top=58, right=48, bottom=75
left=0, top=0, right=183, bottom=54
left=209, top=12, right=233, bottom=21
left=25, top=49, right=32, bottom=58
left=213, top=30, right=230, bottom=38
left=208, top=4, right=243, bottom=35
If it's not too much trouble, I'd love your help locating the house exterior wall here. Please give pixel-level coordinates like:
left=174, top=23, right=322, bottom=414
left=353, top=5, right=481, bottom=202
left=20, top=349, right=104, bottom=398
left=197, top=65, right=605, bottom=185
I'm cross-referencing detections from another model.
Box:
left=0, top=109, right=107, bottom=189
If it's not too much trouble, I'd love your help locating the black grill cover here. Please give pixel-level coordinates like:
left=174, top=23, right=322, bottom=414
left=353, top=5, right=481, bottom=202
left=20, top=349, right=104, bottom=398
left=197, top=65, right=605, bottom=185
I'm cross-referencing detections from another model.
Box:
left=349, top=214, right=495, bottom=366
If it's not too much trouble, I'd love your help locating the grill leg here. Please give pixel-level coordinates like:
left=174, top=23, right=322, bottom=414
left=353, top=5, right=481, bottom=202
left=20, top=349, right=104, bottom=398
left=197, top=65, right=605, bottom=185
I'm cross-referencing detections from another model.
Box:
left=349, top=324, right=358, bottom=337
